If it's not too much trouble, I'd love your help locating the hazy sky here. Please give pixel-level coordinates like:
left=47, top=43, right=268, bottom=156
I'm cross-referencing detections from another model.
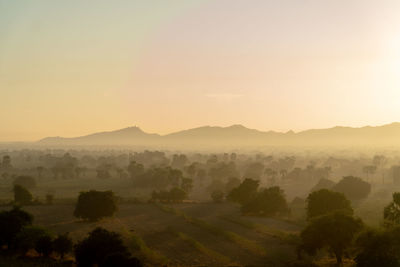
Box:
left=1, top=0, right=400, bottom=141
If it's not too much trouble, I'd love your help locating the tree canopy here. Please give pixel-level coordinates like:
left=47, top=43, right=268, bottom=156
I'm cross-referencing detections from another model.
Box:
left=74, top=227, right=134, bottom=267
left=74, top=190, right=118, bottom=221
left=333, top=176, right=371, bottom=201
left=306, top=189, right=353, bottom=219
left=300, top=211, right=363, bottom=265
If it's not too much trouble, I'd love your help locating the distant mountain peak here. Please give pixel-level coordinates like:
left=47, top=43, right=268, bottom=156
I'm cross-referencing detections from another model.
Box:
left=36, top=122, right=400, bottom=148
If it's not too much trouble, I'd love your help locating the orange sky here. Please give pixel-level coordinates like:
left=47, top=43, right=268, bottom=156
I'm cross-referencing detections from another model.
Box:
left=1, top=0, right=400, bottom=141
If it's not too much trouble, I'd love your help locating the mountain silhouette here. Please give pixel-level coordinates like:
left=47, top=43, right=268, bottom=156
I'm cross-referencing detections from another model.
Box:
left=36, top=122, right=400, bottom=148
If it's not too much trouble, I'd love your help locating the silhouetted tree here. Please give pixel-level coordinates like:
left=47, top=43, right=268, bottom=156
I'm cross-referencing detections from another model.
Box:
left=355, top=226, right=400, bottom=267
left=306, top=189, right=353, bottom=219
left=0, top=206, right=33, bottom=248
left=227, top=178, right=259, bottom=204
left=241, top=186, right=289, bottom=216
left=299, top=211, right=363, bottom=265
left=384, top=192, right=400, bottom=226
left=74, top=190, right=118, bottom=221
left=333, top=176, right=371, bottom=200
left=74, top=227, right=130, bottom=267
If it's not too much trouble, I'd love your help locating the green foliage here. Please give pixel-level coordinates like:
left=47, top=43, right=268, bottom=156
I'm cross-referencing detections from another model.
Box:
left=333, top=176, right=371, bottom=200
left=53, top=233, right=73, bottom=259
left=227, top=178, right=259, bottom=204
left=306, top=189, right=353, bottom=219
left=74, top=227, right=131, bottom=267
left=0, top=206, right=33, bottom=247
left=74, top=190, right=118, bottom=221
left=14, top=185, right=33, bottom=205
left=384, top=192, right=400, bottom=226
left=355, top=227, right=400, bottom=267
left=299, top=211, right=363, bottom=265
left=241, top=186, right=289, bottom=216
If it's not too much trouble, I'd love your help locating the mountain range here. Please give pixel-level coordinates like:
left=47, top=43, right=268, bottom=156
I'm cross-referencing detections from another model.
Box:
left=36, top=122, right=400, bottom=148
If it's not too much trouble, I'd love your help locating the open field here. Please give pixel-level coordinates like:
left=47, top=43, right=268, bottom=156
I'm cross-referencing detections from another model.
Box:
left=4, top=203, right=301, bottom=267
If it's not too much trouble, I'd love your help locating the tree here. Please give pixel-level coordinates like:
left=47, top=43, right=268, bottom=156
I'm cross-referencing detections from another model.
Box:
left=227, top=178, right=259, bottom=204
left=355, top=227, right=400, bottom=267
left=53, top=233, right=73, bottom=259
left=384, top=192, right=400, bottom=226
left=211, top=190, right=224, bottom=203
left=241, top=186, right=289, bottom=216
left=333, top=176, right=371, bottom=200
left=299, top=211, right=363, bottom=265
left=306, top=189, right=353, bottom=219
left=13, top=175, right=36, bottom=189
left=13, top=185, right=33, bottom=205
left=74, top=190, right=118, bottom=221
left=0, top=206, right=33, bottom=248
left=310, top=178, right=335, bottom=192
left=75, top=227, right=131, bottom=267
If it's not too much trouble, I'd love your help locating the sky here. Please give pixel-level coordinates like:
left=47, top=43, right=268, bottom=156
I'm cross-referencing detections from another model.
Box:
left=1, top=0, right=400, bottom=141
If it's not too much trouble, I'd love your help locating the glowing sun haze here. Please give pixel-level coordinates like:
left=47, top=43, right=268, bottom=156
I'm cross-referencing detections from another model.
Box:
left=1, top=0, right=400, bottom=141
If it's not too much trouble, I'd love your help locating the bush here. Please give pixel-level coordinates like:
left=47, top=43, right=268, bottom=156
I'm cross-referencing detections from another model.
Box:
left=306, top=189, right=353, bottom=219
left=75, top=227, right=132, bottom=267
left=74, top=190, right=118, bottom=221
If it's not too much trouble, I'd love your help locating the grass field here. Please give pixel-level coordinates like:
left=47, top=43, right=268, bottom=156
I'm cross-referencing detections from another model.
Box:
left=7, top=202, right=301, bottom=267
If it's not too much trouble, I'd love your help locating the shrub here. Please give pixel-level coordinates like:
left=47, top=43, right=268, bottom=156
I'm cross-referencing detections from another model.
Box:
left=75, top=227, right=131, bottom=267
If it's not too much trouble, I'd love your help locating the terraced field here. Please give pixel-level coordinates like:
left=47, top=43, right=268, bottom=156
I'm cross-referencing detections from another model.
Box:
left=19, top=203, right=301, bottom=267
